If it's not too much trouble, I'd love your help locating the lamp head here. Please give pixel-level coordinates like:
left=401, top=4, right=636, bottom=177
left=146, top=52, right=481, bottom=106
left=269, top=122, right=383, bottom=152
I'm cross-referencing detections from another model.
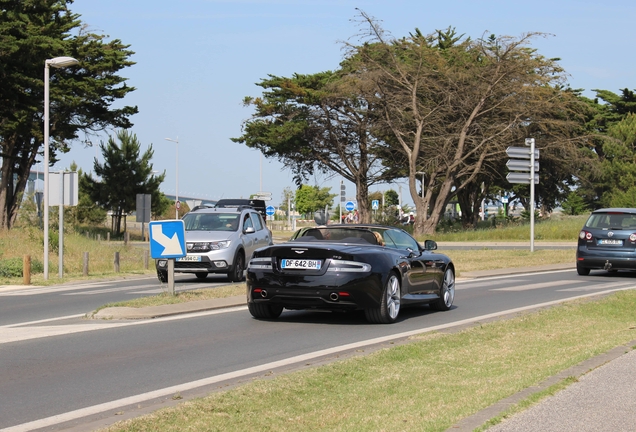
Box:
left=46, top=57, right=79, bottom=68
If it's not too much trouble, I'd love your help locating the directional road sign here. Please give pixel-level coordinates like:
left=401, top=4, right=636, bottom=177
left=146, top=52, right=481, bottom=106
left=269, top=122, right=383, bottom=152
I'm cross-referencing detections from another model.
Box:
left=506, top=159, right=540, bottom=172
left=506, top=173, right=539, bottom=184
left=345, top=201, right=355, bottom=212
left=506, top=146, right=540, bottom=159
left=266, top=205, right=275, bottom=216
left=149, top=220, right=186, bottom=259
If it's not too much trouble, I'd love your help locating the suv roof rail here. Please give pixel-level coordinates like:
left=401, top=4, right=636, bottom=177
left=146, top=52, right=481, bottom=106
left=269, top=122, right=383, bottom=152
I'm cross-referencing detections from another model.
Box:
left=190, top=204, right=215, bottom=212
left=215, top=199, right=267, bottom=217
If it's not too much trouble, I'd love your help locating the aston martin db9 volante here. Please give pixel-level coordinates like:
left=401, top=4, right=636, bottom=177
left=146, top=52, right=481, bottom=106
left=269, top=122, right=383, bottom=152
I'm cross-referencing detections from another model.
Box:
left=246, top=225, right=455, bottom=324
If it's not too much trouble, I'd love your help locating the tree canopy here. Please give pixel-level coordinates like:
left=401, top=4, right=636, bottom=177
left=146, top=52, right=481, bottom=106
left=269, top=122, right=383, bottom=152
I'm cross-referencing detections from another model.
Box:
left=234, top=11, right=592, bottom=234
left=346, top=12, right=589, bottom=234
left=233, top=71, right=387, bottom=223
left=294, top=184, right=336, bottom=216
left=0, top=0, right=137, bottom=229
left=81, top=130, right=165, bottom=235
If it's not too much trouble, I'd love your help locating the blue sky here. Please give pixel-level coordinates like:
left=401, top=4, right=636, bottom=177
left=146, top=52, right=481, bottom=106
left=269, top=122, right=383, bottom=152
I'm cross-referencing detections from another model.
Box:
left=55, top=0, right=635, bottom=208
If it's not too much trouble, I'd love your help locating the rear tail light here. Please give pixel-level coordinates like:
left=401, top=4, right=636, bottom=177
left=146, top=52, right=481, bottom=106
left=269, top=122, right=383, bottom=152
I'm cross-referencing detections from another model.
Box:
left=630, top=234, right=636, bottom=242
left=579, top=231, right=592, bottom=240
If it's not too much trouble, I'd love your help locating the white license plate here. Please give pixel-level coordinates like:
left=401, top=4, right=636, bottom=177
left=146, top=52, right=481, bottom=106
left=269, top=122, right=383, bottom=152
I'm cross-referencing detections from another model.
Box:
left=177, top=255, right=202, bottom=262
left=281, top=259, right=322, bottom=270
left=598, top=239, right=623, bottom=245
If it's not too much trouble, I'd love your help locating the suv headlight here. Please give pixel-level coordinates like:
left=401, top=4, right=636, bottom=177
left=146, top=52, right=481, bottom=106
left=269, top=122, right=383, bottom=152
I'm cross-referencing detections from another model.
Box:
left=210, top=240, right=231, bottom=250
left=187, top=241, right=231, bottom=252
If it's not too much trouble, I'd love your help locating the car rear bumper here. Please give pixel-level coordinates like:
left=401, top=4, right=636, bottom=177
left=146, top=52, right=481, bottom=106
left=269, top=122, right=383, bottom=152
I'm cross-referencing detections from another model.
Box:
left=246, top=271, right=384, bottom=311
left=576, top=246, right=636, bottom=270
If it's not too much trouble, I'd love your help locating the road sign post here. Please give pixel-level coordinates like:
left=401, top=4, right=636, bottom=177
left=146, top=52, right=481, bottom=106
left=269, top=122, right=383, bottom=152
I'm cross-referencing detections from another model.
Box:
left=149, top=220, right=186, bottom=295
left=339, top=181, right=346, bottom=223
left=528, top=137, right=536, bottom=253
left=506, top=139, right=539, bottom=252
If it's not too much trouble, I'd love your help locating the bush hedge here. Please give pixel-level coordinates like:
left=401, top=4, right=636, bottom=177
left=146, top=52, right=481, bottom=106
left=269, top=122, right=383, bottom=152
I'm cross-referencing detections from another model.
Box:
left=0, top=257, right=44, bottom=278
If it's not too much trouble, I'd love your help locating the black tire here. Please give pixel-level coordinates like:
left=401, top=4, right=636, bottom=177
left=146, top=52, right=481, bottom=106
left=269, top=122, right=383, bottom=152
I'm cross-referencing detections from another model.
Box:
left=157, top=269, right=168, bottom=283
left=195, top=272, right=208, bottom=280
left=577, top=263, right=591, bottom=276
left=248, top=302, right=283, bottom=320
left=228, top=251, right=245, bottom=282
left=431, top=267, right=455, bottom=311
left=365, top=272, right=401, bottom=324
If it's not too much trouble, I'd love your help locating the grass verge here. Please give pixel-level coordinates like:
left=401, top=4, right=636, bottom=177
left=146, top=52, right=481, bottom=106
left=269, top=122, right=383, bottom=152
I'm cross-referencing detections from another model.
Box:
left=96, top=284, right=245, bottom=311
left=102, top=290, right=636, bottom=432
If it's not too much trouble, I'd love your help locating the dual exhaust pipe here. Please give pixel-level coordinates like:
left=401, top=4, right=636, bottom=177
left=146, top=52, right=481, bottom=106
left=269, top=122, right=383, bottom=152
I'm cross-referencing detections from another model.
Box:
left=259, top=290, right=340, bottom=301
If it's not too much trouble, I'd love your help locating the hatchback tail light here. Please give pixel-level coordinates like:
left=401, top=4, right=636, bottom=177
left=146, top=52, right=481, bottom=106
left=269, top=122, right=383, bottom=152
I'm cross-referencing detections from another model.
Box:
left=579, top=230, right=593, bottom=240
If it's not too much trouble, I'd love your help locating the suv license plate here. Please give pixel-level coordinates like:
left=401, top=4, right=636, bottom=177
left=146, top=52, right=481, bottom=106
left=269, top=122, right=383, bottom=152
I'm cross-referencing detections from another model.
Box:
left=598, top=239, right=623, bottom=245
left=177, top=256, right=201, bottom=262
left=281, top=259, right=322, bottom=270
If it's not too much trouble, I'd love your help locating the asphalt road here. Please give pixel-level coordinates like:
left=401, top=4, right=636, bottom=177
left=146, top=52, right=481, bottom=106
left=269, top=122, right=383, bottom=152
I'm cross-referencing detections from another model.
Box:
left=0, top=273, right=233, bottom=326
left=2, top=266, right=635, bottom=431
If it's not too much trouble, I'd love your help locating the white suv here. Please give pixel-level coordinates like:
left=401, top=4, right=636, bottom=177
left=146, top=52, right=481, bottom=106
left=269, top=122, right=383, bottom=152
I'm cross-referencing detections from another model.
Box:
left=155, top=206, right=272, bottom=282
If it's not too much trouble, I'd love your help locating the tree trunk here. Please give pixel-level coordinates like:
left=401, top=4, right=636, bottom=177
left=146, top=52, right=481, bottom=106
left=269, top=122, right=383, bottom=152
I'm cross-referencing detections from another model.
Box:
left=413, top=177, right=455, bottom=236
left=0, top=157, right=29, bottom=230
left=355, top=176, right=371, bottom=224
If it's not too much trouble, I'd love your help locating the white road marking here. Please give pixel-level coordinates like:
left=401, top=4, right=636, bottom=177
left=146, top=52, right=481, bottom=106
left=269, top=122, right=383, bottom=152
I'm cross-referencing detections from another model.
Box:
left=0, top=279, right=156, bottom=296
left=558, top=281, right=636, bottom=292
left=492, top=279, right=582, bottom=291
left=60, top=284, right=160, bottom=295
left=457, top=279, right=526, bottom=289
left=0, top=307, right=246, bottom=345
left=0, top=314, right=86, bottom=329
left=4, top=285, right=635, bottom=432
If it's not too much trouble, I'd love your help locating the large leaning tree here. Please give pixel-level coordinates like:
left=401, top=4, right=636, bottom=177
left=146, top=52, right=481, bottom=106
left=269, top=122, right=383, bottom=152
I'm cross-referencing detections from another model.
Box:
left=0, top=0, right=137, bottom=229
left=348, top=12, right=588, bottom=235
left=232, top=71, right=385, bottom=223
left=81, top=130, right=165, bottom=236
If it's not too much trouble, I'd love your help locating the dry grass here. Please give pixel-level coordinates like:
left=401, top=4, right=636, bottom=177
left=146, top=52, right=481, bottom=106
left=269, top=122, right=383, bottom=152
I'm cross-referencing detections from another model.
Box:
left=0, top=226, right=153, bottom=285
left=101, top=284, right=245, bottom=309
left=429, top=214, right=587, bottom=242
left=447, top=248, right=575, bottom=275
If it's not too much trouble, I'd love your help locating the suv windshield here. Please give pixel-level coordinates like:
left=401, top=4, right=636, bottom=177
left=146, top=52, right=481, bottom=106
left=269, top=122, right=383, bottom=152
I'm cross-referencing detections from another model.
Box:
left=182, top=212, right=239, bottom=231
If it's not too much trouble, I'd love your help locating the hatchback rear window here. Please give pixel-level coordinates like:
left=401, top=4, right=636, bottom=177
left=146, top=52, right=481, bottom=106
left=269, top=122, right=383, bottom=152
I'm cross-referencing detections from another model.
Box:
left=585, top=213, right=636, bottom=230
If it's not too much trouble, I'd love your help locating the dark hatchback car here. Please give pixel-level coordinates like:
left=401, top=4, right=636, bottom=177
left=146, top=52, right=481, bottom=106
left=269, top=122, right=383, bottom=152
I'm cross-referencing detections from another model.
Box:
left=576, top=208, right=636, bottom=275
left=246, top=224, right=455, bottom=324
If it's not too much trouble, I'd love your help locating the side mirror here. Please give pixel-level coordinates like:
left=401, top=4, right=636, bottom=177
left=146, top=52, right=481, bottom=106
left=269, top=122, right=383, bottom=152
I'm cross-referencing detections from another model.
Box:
left=424, top=240, right=437, bottom=251
left=244, top=226, right=256, bottom=234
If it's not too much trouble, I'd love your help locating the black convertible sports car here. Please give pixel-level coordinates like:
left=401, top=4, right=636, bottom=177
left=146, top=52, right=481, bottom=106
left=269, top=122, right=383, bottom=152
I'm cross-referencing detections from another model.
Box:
left=246, top=224, right=455, bottom=324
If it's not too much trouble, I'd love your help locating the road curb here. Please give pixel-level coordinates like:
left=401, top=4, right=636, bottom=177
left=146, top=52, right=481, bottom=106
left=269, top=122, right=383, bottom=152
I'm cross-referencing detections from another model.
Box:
left=88, top=295, right=246, bottom=320
left=446, top=339, right=636, bottom=431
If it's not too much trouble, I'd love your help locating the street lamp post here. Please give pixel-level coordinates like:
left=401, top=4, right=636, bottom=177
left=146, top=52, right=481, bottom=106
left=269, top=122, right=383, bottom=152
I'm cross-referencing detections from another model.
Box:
left=415, top=171, right=426, bottom=221
left=44, top=56, right=79, bottom=280
left=165, top=137, right=179, bottom=219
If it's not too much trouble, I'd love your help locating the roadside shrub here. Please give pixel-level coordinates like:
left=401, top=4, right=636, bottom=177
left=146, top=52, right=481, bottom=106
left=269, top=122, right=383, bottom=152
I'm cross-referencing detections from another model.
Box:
left=0, top=257, right=44, bottom=277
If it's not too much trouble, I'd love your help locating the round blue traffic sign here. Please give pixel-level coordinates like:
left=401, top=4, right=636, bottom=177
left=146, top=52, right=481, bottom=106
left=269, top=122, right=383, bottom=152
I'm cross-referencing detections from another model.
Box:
left=345, top=201, right=355, bottom=212
left=266, top=205, right=275, bottom=216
